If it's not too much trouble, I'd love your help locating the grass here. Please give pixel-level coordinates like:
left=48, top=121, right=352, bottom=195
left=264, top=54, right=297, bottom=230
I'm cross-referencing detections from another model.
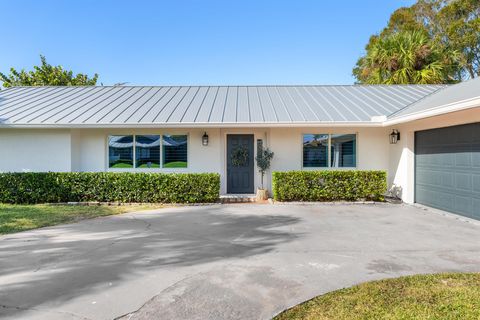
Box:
left=110, top=162, right=186, bottom=168
left=163, top=161, right=187, bottom=168
left=274, top=273, right=480, bottom=320
left=110, top=162, right=133, bottom=168
left=137, top=163, right=160, bottom=168
left=0, top=203, right=165, bottom=235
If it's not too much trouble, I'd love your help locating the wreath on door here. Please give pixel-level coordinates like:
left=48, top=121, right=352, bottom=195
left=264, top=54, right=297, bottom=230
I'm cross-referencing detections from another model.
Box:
left=231, top=146, right=249, bottom=167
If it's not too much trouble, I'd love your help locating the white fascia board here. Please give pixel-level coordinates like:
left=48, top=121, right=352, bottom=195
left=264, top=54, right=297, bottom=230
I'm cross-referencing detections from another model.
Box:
left=0, top=121, right=383, bottom=129
left=383, top=97, right=480, bottom=127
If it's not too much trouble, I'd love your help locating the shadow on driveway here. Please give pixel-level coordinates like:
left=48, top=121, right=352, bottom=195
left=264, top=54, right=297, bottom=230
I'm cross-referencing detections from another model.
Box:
left=0, top=205, right=301, bottom=318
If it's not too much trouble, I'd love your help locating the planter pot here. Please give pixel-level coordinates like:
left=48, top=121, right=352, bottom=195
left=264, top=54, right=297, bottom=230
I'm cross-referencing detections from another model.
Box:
left=256, top=188, right=268, bottom=201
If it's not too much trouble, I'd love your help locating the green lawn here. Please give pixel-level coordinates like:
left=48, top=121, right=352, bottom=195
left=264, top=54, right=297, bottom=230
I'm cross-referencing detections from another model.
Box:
left=163, top=161, right=187, bottom=168
left=110, top=162, right=133, bottom=168
left=137, top=163, right=160, bottom=168
left=274, top=273, right=480, bottom=320
left=110, top=162, right=186, bottom=168
left=0, top=204, right=164, bottom=234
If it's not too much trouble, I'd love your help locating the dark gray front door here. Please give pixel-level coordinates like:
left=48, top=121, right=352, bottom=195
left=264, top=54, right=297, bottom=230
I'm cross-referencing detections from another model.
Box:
left=227, top=134, right=254, bottom=194
left=415, top=122, right=480, bottom=220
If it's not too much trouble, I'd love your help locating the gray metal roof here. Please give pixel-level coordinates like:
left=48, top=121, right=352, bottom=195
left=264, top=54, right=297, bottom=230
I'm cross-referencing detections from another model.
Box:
left=0, top=85, right=446, bottom=127
left=388, top=77, right=480, bottom=119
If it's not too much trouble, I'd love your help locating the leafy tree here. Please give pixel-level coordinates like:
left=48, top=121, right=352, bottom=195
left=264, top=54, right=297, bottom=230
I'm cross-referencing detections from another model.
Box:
left=354, top=0, right=479, bottom=83
left=0, top=55, right=98, bottom=88
left=354, top=31, right=458, bottom=84
left=255, top=145, right=274, bottom=189
left=436, top=0, right=480, bottom=79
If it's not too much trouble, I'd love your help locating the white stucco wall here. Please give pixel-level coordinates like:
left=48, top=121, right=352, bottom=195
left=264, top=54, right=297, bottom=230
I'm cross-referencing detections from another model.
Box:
left=0, top=126, right=392, bottom=195
left=269, top=127, right=390, bottom=172
left=388, top=107, right=480, bottom=203
left=0, top=129, right=72, bottom=172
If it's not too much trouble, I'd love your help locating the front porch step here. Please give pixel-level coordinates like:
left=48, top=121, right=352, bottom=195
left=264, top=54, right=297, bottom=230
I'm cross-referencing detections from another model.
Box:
left=219, top=194, right=257, bottom=203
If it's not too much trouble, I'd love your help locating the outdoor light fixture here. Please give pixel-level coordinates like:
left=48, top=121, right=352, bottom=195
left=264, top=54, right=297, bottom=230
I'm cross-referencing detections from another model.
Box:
left=389, top=129, right=400, bottom=144
left=202, top=132, right=209, bottom=146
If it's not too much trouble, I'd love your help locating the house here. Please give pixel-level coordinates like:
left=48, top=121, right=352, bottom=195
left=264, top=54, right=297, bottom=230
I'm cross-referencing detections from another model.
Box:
left=0, top=78, right=479, bottom=219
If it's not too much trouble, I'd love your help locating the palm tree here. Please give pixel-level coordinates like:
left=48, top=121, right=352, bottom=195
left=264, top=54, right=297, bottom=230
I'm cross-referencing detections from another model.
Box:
left=355, top=31, right=458, bottom=84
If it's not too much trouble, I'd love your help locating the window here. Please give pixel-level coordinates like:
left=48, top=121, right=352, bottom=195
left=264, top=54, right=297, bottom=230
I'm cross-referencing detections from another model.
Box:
left=303, top=134, right=329, bottom=167
left=330, top=134, right=356, bottom=167
left=302, top=134, right=357, bottom=168
left=162, top=135, right=188, bottom=168
left=109, top=135, right=133, bottom=168
left=135, top=135, right=160, bottom=168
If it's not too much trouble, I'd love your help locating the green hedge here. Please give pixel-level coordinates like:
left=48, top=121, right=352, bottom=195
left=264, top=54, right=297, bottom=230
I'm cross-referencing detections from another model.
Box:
left=272, top=170, right=387, bottom=202
left=0, top=172, right=220, bottom=204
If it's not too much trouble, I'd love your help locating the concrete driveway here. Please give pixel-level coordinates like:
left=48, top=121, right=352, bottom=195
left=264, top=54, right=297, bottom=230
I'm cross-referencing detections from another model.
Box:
left=1, top=204, right=480, bottom=320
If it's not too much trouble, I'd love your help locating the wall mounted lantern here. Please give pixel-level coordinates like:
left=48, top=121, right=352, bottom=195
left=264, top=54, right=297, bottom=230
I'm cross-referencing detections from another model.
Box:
left=389, top=129, right=400, bottom=144
left=202, top=132, right=209, bottom=146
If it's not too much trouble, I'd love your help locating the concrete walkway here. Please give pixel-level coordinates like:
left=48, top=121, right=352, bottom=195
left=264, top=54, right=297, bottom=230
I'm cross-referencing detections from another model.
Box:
left=1, top=204, right=479, bottom=320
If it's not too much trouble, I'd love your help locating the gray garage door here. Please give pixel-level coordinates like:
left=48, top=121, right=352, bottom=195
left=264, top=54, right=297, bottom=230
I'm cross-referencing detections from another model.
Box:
left=415, top=122, right=480, bottom=220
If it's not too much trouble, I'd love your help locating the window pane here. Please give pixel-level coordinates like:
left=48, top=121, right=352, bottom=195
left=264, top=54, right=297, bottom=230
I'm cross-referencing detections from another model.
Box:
left=108, top=135, right=133, bottom=168
left=163, top=135, right=188, bottom=168
left=330, top=134, right=356, bottom=167
left=303, top=134, right=328, bottom=167
left=135, top=135, right=160, bottom=168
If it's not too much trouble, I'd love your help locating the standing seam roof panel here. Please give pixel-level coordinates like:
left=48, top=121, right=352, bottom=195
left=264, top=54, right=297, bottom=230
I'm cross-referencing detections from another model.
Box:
left=3, top=87, right=81, bottom=121
left=112, top=87, right=164, bottom=123
left=167, top=86, right=201, bottom=123
left=180, top=86, right=209, bottom=122
left=61, top=87, right=122, bottom=123
left=126, top=87, right=169, bottom=123
left=139, top=87, right=180, bottom=123
left=330, top=86, right=384, bottom=118
left=237, top=87, right=250, bottom=122
left=47, top=87, right=118, bottom=123
left=288, top=87, right=322, bottom=121
left=208, top=87, right=228, bottom=122
left=0, top=87, right=72, bottom=116
left=0, top=84, right=455, bottom=125
left=319, top=87, right=369, bottom=121
left=257, top=87, right=278, bottom=122
left=193, top=86, right=217, bottom=122
left=154, top=87, right=190, bottom=122
left=33, top=87, right=105, bottom=123
left=23, top=87, right=99, bottom=123
left=306, top=87, right=347, bottom=121
left=247, top=87, right=265, bottom=122
left=276, top=87, right=306, bottom=122
left=58, top=87, right=130, bottom=123
left=0, top=87, right=38, bottom=100
left=223, top=86, right=238, bottom=122
left=266, top=87, right=292, bottom=122
left=100, top=87, right=155, bottom=123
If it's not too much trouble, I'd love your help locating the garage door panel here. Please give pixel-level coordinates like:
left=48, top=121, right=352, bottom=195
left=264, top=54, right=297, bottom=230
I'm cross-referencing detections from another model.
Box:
left=416, top=186, right=456, bottom=211
left=455, top=173, right=472, bottom=191
left=415, top=122, right=480, bottom=220
left=474, top=175, right=480, bottom=193
left=455, top=152, right=472, bottom=167
left=473, top=151, right=480, bottom=167
left=454, top=195, right=473, bottom=217
left=473, top=199, right=480, bottom=220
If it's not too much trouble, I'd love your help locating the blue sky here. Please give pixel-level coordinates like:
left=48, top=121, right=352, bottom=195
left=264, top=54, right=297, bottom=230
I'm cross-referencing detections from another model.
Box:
left=1, top=1, right=415, bottom=85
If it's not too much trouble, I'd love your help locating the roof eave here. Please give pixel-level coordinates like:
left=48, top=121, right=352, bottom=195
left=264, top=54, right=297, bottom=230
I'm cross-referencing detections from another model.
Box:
left=383, top=97, right=480, bottom=127
left=0, top=121, right=384, bottom=129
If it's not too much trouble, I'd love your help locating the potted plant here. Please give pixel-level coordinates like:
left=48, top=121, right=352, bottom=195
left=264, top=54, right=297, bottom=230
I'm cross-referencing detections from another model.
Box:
left=255, top=145, right=274, bottom=201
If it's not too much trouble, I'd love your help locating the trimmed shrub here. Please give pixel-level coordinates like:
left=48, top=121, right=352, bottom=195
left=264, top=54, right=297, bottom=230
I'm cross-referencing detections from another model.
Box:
left=0, top=172, right=220, bottom=204
left=272, top=170, right=387, bottom=202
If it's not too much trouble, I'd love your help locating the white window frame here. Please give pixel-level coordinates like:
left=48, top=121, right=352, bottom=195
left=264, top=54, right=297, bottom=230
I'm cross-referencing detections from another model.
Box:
left=107, top=133, right=189, bottom=171
left=301, top=133, right=357, bottom=169
left=161, top=134, right=189, bottom=169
